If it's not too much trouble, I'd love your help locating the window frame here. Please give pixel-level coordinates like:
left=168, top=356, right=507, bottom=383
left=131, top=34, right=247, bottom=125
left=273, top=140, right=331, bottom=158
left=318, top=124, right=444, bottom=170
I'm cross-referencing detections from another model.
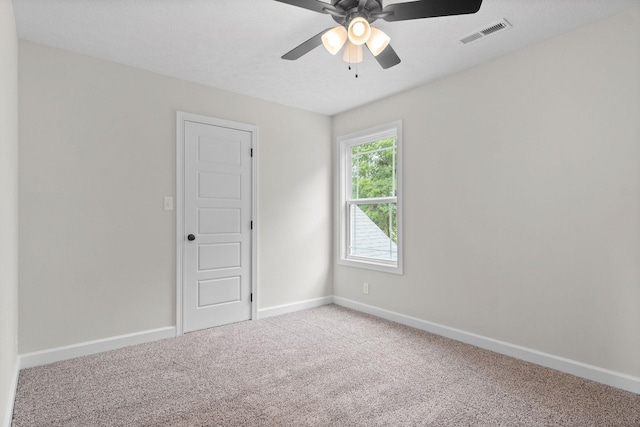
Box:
left=337, top=120, right=403, bottom=275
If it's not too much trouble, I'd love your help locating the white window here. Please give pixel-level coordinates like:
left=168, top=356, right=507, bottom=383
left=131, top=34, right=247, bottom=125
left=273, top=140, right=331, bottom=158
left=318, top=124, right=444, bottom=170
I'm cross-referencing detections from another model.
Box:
left=338, top=121, right=402, bottom=274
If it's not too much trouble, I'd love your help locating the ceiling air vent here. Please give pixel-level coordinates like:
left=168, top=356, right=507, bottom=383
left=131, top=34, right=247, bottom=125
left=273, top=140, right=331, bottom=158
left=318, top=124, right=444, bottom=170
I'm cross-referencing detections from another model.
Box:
left=460, top=19, right=511, bottom=45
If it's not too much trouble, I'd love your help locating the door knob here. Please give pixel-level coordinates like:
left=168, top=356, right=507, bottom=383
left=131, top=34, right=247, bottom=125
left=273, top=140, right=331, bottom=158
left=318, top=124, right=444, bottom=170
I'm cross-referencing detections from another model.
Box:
left=187, top=234, right=196, bottom=241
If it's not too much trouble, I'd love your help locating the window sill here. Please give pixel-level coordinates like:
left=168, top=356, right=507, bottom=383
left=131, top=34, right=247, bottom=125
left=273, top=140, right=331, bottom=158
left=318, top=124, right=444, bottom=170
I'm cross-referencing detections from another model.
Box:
left=337, top=256, right=403, bottom=275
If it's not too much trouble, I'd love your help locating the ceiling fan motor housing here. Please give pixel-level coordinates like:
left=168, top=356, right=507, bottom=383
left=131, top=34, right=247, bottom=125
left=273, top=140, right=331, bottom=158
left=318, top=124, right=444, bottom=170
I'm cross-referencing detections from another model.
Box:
left=331, top=0, right=384, bottom=25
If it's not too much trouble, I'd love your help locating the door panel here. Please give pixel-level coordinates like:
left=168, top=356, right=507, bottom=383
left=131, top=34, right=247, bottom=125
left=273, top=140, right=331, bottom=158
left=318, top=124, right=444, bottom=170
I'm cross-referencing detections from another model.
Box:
left=198, top=277, right=241, bottom=306
left=198, top=243, right=240, bottom=270
left=199, top=208, right=241, bottom=234
left=199, top=172, right=241, bottom=199
left=183, top=120, right=252, bottom=333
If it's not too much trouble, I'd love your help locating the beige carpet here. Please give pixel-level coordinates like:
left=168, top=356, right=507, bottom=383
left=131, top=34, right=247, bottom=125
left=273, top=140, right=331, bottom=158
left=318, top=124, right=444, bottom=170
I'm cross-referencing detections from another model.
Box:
left=12, top=305, right=640, bottom=426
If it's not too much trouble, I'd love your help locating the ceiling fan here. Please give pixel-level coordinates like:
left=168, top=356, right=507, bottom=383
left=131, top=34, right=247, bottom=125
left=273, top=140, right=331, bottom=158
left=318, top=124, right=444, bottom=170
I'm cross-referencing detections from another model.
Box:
left=275, top=0, right=483, bottom=69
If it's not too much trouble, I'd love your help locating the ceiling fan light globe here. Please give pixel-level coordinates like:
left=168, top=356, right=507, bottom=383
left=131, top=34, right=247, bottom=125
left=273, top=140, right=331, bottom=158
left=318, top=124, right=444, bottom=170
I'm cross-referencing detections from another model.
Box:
left=321, top=26, right=348, bottom=55
left=342, top=40, right=363, bottom=64
left=347, top=17, right=371, bottom=46
left=366, top=27, right=390, bottom=56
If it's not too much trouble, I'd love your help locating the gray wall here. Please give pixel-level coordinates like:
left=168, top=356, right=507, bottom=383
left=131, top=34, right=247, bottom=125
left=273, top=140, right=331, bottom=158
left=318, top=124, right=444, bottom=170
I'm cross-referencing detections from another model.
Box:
left=0, top=0, right=19, bottom=423
left=333, top=7, right=640, bottom=378
left=18, top=41, right=333, bottom=353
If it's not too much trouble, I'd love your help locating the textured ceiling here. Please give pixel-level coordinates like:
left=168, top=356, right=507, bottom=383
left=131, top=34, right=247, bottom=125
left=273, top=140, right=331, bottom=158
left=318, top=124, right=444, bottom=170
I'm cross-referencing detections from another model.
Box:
left=13, top=0, right=640, bottom=116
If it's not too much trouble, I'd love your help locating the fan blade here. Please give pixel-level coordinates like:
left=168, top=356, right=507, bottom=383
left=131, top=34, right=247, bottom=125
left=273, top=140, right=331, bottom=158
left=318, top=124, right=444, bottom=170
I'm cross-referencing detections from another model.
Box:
left=380, top=0, right=482, bottom=22
left=370, top=44, right=401, bottom=69
left=282, top=28, right=334, bottom=60
left=273, top=0, right=337, bottom=15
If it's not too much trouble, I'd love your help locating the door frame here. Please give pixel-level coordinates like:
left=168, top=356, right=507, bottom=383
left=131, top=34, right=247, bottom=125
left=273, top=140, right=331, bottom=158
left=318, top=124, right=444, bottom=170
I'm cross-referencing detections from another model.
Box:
left=175, top=111, right=258, bottom=336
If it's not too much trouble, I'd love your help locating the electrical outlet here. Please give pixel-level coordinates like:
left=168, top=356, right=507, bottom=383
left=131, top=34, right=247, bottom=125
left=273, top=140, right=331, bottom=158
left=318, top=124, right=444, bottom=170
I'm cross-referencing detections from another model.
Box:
left=363, top=283, right=369, bottom=295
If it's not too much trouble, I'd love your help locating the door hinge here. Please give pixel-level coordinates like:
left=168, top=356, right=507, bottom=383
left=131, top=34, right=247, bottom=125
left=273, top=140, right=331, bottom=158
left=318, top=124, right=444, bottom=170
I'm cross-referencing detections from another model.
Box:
left=250, top=148, right=253, bottom=157
left=250, top=293, right=253, bottom=302
left=250, top=220, right=253, bottom=230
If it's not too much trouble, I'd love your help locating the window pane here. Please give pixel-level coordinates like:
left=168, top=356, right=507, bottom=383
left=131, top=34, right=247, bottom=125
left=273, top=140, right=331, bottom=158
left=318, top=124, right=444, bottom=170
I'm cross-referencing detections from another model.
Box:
left=351, top=137, right=397, bottom=199
left=350, top=203, right=397, bottom=261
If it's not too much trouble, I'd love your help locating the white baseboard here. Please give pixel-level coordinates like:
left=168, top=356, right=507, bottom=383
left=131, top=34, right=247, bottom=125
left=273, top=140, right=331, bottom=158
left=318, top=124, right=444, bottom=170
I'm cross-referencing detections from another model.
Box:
left=12, top=298, right=640, bottom=396
left=257, top=296, right=334, bottom=319
left=19, top=327, right=176, bottom=370
left=3, top=358, right=19, bottom=427
left=333, top=296, right=640, bottom=395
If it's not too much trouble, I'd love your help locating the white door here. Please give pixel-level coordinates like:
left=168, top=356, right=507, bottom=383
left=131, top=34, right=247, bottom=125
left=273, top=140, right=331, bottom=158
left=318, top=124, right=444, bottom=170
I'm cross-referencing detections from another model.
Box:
left=183, top=119, right=253, bottom=333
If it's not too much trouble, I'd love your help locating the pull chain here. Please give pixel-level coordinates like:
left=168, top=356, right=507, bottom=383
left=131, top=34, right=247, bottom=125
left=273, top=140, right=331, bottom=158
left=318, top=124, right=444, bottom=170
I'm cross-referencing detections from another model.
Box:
left=346, top=45, right=359, bottom=78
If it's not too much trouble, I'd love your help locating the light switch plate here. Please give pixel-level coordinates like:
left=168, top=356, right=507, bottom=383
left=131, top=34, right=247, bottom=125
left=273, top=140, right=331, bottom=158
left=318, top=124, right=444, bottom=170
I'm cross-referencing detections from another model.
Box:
left=163, top=196, right=174, bottom=211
